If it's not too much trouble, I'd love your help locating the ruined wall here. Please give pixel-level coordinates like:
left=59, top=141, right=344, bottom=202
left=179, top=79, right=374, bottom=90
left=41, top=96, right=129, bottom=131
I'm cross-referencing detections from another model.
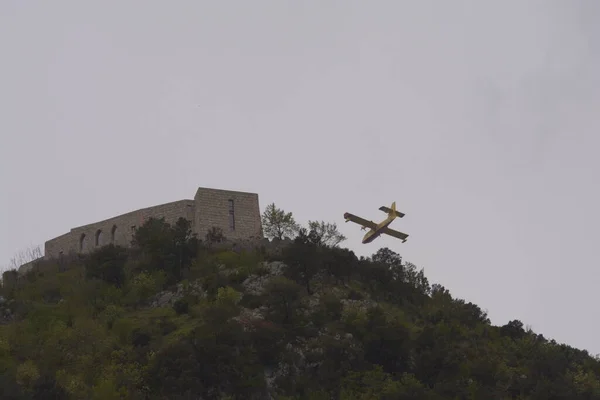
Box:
left=44, top=199, right=196, bottom=259
left=15, top=257, right=44, bottom=275
left=1, top=270, right=18, bottom=290
left=39, top=186, right=263, bottom=264
left=194, top=187, right=262, bottom=241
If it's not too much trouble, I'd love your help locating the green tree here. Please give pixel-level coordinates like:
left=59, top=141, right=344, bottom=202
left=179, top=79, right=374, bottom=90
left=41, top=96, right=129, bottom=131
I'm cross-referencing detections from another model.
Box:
left=126, top=271, right=165, bottom=305
left=205, top=226, right=225, bottom=247
left=371, top=247, right=403, bottom=274
left=500, top=319, right=527, bottom=340
left=263, top=276, right=305, bottom=325
left=307, top=220, right=347, bottom=247
left=172, top=217, right=199, bottom=273
left=131, top=217, right=173, bottom=254
left=261, top=203, right=300, bottom=240
left=282, top=228, right=322, bottom=294
left=146, top=314, right=264, bottom=399
left=84, top=244, right=128, bottom=287
left=403, top=261, right=431, bottom=296
left=130, top=217, right=198, bottom=284
left=321, top=246, right=358, bottom=285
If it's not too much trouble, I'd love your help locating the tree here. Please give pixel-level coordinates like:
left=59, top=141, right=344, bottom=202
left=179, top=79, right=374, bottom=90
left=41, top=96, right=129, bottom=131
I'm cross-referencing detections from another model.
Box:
left=130, top=217, right=175, bottom=278
left=307, top=220, right=346, bottom=247
left=131, top=217, right=198, bottom=284
left=261, top=203, right=300, bottom=240
left=8, top=245, right=43, bottom=270
left=205, top=226, right=225, bottom=247
left=370, top=247, right=404, bottom=285
left=282, top=228, right=322, bottom=294
left=402, top=261, right=431, bottom=295
left=263, top=276, right=305, bottom=325
left=321, top=246, right=358, bottom=284
left=172, top=218, right=199, bottom=275
left=371, top=247, right=403, bottom=270
left=131, top=217, right=173, bottom=256
left=84, top=244, right=128, bottom=287
left=500, top=320, right=527, bottom=340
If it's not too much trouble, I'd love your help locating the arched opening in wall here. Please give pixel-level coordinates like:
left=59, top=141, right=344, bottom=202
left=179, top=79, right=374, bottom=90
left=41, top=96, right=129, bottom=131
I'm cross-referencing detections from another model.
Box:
left=79, top=233, right=86, bottom=252
left=111, top=225, right=117, bottom=244
left=95, top=229, right=103, bottom=247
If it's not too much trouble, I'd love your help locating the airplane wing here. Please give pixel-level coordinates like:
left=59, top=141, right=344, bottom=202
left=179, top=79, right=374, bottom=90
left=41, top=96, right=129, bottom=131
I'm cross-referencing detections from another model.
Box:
left=381, top=227, right=409, bottom=242
left=379, top=206, right=405, bottom=218
left=344, top=212, right=378, bottom=229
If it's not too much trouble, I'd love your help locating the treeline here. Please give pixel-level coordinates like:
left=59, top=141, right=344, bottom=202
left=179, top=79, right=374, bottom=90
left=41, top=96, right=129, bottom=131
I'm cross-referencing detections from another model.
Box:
left=0, top=204, right=599, bottom=399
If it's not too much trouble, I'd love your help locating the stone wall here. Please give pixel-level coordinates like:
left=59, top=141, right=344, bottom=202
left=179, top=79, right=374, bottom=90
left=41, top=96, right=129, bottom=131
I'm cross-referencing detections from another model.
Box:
left=44, top=199, right=196, bottom=259
left=14, top=257, right=44, bottom=275
left=194, top=187, right=262, bottom=241
left=1, top=270, right=18, bottom=290
left=23, top=186, right=263, bottom=275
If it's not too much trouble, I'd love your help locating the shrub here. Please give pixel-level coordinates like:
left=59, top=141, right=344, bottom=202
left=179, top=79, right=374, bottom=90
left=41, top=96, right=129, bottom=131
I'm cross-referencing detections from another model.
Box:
left=85, top=245, right=128, bottom=288
left=125, top=271, right=165, bottom=306
left=173, top=298, right=189, bottom=315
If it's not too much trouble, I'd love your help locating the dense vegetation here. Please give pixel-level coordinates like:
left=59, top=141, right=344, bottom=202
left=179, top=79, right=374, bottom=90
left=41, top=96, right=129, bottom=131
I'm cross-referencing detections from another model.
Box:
left=2, top=208, right=600, bottom=399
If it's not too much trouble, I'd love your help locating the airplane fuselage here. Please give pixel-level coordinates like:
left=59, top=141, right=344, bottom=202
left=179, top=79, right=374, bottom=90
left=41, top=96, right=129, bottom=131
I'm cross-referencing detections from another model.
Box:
left=361, top=216, right=395, bottom=244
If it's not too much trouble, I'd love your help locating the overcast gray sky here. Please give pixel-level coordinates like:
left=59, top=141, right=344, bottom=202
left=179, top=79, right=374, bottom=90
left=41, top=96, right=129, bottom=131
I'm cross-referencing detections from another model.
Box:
left=1, top=1, right=599, bottom=353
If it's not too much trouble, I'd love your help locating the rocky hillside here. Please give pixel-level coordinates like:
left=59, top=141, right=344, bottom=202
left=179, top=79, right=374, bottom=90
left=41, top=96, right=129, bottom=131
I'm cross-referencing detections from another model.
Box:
left=2, top=217, right=600, bottom=400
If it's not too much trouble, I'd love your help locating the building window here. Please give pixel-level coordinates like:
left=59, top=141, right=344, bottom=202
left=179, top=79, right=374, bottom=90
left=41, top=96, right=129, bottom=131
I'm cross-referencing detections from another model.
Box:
left=79, top=233, right=86, bottom=252
left=111, top=225, right=117, bottom=244
left=131, top=225, right=136, bottom=233
left=95, top=229, right=103, bottom=246
left=228, top=199, right=235, bottom=231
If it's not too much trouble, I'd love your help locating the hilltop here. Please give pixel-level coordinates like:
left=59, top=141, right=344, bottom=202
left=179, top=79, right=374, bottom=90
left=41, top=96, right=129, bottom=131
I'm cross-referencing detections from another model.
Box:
left=2, top=210, right=600, bottom=399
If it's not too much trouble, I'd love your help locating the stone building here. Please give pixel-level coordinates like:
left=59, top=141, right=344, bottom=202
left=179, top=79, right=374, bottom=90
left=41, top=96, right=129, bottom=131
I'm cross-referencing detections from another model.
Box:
left=31, top=186, right=262, bottom=269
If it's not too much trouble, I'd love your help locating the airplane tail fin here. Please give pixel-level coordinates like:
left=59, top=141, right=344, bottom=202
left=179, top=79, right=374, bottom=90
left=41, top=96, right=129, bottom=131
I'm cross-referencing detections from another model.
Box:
left=378, top=202, right=405, bottom=218
left=389, top=201, right=397, bottom=218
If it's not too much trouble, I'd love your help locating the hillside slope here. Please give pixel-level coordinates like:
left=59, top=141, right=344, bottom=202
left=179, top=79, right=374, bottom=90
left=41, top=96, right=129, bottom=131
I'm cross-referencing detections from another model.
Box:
left=2, top=217, right=600, bottom=400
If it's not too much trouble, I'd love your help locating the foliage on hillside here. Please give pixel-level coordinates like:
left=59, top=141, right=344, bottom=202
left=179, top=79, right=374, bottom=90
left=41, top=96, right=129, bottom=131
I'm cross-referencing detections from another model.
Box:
left=2, top=211, right=600, bottom=399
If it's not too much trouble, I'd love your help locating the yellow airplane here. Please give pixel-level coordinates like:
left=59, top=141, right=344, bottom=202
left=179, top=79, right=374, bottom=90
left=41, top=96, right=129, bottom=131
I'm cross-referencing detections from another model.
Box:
left=344, top=201, right=409, bottom=244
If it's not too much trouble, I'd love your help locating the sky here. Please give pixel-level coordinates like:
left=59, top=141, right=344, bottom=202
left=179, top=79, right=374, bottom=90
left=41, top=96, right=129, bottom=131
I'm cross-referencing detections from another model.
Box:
left=1, top=1, right=599, bottom=353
